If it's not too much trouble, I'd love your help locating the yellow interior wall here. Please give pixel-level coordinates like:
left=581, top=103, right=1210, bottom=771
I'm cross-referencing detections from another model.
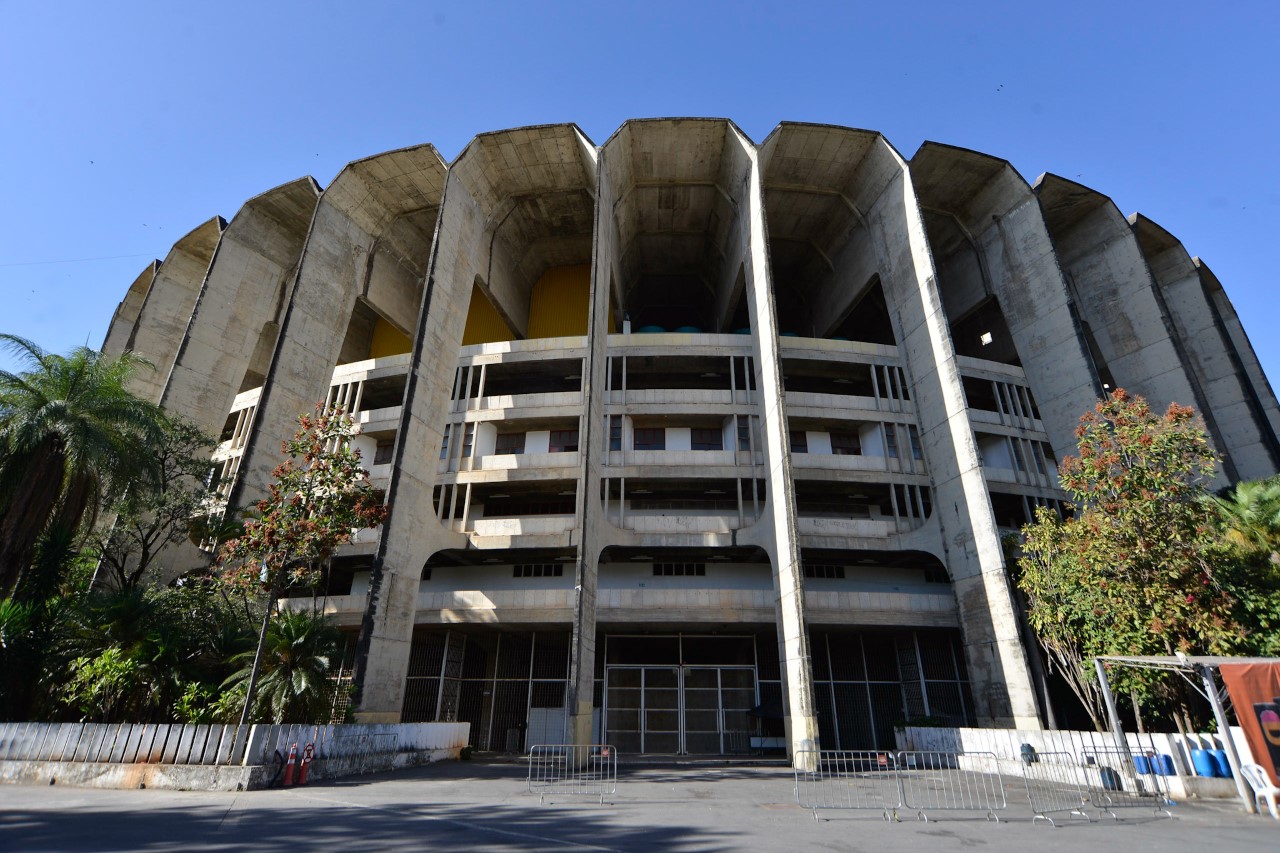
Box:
left=369, top=316, right=412, bottom=358
left=461, top=284, right=516, bottom=345
left=528, top=265, right=593, bottom=338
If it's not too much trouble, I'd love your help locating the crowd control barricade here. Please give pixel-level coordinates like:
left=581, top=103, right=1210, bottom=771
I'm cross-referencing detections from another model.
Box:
left=1079, top=746, right=1174, bottom=819
left=1022, top=751, right=1093, bottom=826
left=793, top=750, right=903, bottom=822
left=896, top=751, right=1006, bottom=822
left=526, top=744, right=617, bottom=805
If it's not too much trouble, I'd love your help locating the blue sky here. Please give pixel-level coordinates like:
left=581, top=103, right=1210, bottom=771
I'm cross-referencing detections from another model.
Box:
left=2, top=1, right=1278, bottom=387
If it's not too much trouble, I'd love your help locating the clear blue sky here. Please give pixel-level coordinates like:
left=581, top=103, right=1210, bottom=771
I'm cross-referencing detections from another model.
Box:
left=2, top=1, right=1277, bottom=387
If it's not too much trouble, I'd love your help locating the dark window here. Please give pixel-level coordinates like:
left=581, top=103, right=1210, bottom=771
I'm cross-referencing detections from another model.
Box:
left=790, top=430, right=808, bottom=453
left=374, top=439, right=395, bottom=465
left=461, top=423, right=475, bottom=458
left=923, top=568, right=949, bottom=584
left=439, top=425, right=451, bottom=460
left=691, top=428, right=723, bottom=451
left=484, top=496, right=576, bottom=516
left=830, top=431, right=860, bottom=456
left=803, top=564, right=846, bottom=579
left=653, top=562, right=706, bottom=576
left=514, top=564, right=563, bottom=578
left=495, top=432, right=526, bottom=455
left=737, top=416, right=751, bottom=451
left=609, top=416, right=622, bottom=451
left=908, top=425, right=923, bottom=461
left=549, top=429, right=579, bottom=453
left=884, top=424, right=898, bottom=459
left=633, top=428, right=665, bottom=451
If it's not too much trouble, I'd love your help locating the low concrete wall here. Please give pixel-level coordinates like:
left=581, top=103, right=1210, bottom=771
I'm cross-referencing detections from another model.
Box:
left=0, top=721, right=469, bottom=791
left=894, top=725, right=1252, bottom=800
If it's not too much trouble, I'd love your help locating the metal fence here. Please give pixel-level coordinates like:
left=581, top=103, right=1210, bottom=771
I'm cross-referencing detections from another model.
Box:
left=896, top=751, right=1006, bottom=822
left=1079, top=746, right=1174, bottom=818
left=526, top=744, right=618, bottom=805
left=1022, top=751, right=1094, bottom=826
left=793, top=750, right=904, bottom=821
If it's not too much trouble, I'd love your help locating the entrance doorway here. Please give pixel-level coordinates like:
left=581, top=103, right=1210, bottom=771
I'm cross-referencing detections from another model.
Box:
left=601, top=634, right=765, bottom=755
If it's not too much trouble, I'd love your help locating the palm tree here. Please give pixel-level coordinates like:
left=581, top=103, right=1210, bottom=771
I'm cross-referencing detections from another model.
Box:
left=224, top=608, right=341, bottom=723
left=1212, top=476, right=1280, bottom=565
left=0, top=334, right=167, bottom=598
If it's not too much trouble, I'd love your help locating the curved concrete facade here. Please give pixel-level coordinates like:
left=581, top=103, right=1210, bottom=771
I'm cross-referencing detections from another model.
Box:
left=104, top=119, right=1280, bottom=761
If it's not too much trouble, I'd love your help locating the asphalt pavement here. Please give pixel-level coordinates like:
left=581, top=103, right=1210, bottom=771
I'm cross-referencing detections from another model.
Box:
left=2, top=759, right=1276, bottom=852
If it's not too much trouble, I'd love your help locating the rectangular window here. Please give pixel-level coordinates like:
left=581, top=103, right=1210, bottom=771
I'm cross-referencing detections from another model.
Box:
left=884, top=424, right=898, bottom=459
left=830, top=431, right=860, bottom=456
left=514, top=564, right=563, bottom=578
left=789, top=430, right=808, bottom=453
left=439, top=425, right=451, bottom=460
left=908, top=425, right=923, bottom=461
left=802, top=564, right=846, bottom=579
left=653, top=562, right=706, bottom=576
left=633, top=427, right=665, bottom=451
left=461, top=423, right=475, bottom=458
left=374, top=439, right=395, bottom=465
left=494, top=432, right=526, bottom=455
left=608, top=416, right=623, bottom=451
left=691, top=428, right=723, bottom=451
left=549, top=429, right=579, bottom=453
left=736, top=416, right=751, bottom=451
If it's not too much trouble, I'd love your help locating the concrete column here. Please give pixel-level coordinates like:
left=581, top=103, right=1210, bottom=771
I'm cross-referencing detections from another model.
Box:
left=102, top=261, right=160, bottom=357
left=737, top=129, right=820, bottom=762
left=910, top=144, right=1099, bottom=465
left=122, top=218, right=224, bottom=402
left=1131, top=214, right=1280, bottom=480
left=1034, top=175, right=1227, bottom=489
left=226, top=147, right=444, bottom=515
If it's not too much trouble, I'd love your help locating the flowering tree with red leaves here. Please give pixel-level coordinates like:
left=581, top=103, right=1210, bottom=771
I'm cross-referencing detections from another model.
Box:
left=1017, top=389, right=1232, bottom=730
left=217, top=404, right=387, bottom=727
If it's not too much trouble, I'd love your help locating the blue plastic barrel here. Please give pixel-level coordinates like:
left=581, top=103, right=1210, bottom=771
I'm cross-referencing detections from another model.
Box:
left=1190, top=749, right=1216, bottom=777
left=673, top=325, right=701, bottom=333
left=636, top=325, right=665, bottom=334
left=1209, top=749, right=1232, bottom=778
left=1156, top=754, right=1176, bottom=776
left=732, top=327, right=751, bottom=335
left=1133, top=754, right=1152, bottom=775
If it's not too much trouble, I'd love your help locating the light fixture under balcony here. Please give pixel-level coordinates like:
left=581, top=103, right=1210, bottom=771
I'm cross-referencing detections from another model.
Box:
left=700, top=372, right=719, bottom=378
left=704, top=489, right=726, bottom=495
left=482, top=558, right=502, bottom=564
left=631, top=554, right=652, bottom=561
left=631, top=488, right=652, bottom=494
left=488, top=493, right=509, bottom=499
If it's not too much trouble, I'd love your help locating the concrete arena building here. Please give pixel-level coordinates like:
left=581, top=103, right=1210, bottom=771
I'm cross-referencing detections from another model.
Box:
left=103, top=119, right=1280, bottom=759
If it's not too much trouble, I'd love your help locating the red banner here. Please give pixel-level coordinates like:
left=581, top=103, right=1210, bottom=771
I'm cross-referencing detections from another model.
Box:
left=1219, top=662, right=1280, bottom=786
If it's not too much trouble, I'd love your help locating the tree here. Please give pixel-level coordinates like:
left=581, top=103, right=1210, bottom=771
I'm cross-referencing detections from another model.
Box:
left=1213, top=476, right=1280, bottom=566
left=0, top=335, right=167, bottom=598
left=216, top=404, right=387, bottom=727
left=223, top=609, right=343, bottom=723
left=1017, top=389, right=1234, bottom=730
left=93, top=416, right=215, bottom=590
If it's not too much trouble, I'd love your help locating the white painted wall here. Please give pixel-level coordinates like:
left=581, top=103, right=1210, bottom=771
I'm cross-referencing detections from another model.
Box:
left=526, top=430, right=551, bottom=454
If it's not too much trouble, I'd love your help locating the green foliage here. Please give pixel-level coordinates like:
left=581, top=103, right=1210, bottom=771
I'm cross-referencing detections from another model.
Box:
left=63, top=646, right=143, bottom=722
left=216, top=405, right=385, bottom=726
left=94, top=415, right=216, bottom=590
left=217, top=404, right=387, bottom=595
left=223, top=609, right=343, bottom=724
left=0, top=334, right=168, bottom=598
left=1018, top=389, right=1228, bottom=728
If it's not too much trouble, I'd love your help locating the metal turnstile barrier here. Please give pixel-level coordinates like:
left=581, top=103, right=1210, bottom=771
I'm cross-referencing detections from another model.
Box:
left=793, top=750, right=903, bottom=821
left=526, top=744, right=618, bottom=805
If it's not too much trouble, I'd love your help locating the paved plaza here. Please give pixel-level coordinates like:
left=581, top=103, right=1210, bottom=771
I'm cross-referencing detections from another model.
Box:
left=2, top=760, right=1275, bottom=852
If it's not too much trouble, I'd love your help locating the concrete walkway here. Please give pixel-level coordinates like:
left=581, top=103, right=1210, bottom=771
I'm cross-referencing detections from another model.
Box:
left=1, top=759, right=1275, bottom=852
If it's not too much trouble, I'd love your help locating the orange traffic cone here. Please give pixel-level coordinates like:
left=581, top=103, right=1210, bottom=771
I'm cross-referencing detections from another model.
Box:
left=282, top=742, right=298, bottom=788
left=297, top=743, right=315, bottom=786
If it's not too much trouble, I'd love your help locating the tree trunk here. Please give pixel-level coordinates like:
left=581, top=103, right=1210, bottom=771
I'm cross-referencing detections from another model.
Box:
left=0, top=441, right=66, bottom=596
left=237, top=582, right=278, bottom=730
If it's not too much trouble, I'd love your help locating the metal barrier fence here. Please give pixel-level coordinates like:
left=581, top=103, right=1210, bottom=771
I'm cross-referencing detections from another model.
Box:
left=526, top=744, right=618, bottom=805
left=1023, top=751, right=1094, bottom=826
left=1080, top=746, right=1174, bottom=819
left=793, top=751, right=903, bottom=821
left=897, top=751, right=1006, bottom=822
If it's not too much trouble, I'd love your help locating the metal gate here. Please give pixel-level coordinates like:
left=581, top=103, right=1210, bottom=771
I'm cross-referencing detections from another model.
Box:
left=604, top=665, right=756, bottom=754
